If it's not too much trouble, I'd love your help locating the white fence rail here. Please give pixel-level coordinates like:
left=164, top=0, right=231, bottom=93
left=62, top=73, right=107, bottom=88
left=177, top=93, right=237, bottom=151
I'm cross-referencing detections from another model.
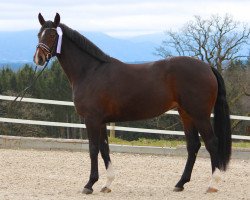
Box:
left=0, top=95, right=249, bottom=141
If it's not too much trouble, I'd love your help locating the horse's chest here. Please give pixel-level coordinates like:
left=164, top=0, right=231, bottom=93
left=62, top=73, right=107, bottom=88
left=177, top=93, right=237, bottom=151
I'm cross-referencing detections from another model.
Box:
left=72, top=91, right=88, bottom=115
left=72, top=89, right=99, bottom=116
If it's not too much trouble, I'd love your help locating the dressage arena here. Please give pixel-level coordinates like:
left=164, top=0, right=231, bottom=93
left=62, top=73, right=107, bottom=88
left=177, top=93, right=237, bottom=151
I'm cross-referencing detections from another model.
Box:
left=0, top=149, right=249, bottom=200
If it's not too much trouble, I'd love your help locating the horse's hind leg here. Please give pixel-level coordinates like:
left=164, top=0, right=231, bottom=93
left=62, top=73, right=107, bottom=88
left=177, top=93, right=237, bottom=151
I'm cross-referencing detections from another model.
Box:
left=174, top=109, right=201, bottom=192
left=194, top=119, right=220, bottom=193
left=99, top=124, right=115, bottom=193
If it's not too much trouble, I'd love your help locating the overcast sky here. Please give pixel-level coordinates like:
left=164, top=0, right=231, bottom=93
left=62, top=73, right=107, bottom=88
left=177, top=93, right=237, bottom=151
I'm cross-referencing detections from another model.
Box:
left=0, top=0, right=249, bottom=37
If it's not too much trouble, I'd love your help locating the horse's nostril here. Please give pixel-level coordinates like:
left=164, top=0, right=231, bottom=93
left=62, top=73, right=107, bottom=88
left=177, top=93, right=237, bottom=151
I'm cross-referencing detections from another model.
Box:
left=38, top=56, right=44, bottom=65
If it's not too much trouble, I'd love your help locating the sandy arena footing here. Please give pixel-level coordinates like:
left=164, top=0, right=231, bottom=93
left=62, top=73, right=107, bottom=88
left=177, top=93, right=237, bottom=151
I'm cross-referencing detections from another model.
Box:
left=0, top=149, right=249, bottom=200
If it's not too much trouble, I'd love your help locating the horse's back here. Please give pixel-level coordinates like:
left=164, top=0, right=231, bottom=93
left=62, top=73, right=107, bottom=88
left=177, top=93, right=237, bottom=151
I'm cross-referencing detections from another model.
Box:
left=122, top=56, right=218, bottom=119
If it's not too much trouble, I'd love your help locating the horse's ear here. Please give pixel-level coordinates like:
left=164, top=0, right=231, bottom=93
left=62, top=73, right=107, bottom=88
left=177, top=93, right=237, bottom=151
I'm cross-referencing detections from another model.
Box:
left=54, top=13, right=60, bottom=27
left=38, top=13, right=45, bottom=26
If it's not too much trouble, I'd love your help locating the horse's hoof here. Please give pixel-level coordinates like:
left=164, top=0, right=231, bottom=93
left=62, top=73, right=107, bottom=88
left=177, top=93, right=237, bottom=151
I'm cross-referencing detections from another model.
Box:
left=82, top=187, right=93, bottom=194
left=206, top=187, right=218, bottom=193
left=173, top=187, right=184, bottom=192
left=100, top=187, right=111, bottom=193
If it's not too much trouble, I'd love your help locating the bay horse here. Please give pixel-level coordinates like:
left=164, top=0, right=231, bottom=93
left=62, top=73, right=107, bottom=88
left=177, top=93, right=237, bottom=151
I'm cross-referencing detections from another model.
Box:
left=34, top=13, right=231, bottom=194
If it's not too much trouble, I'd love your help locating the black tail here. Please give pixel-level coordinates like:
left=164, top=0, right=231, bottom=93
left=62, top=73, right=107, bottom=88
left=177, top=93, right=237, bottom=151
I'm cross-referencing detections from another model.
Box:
left=212, top=67, right=232, bottom=171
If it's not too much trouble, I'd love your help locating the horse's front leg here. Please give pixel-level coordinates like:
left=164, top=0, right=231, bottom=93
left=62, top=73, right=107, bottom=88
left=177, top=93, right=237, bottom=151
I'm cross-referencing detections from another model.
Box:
left=99, top=124, right=115, bottom=193
left=82, top=117, right=101, bottom=194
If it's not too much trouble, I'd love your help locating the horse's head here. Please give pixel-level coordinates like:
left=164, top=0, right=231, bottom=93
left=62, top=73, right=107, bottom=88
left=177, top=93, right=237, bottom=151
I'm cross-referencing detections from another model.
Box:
left=34, top=13, right=61, bottom=66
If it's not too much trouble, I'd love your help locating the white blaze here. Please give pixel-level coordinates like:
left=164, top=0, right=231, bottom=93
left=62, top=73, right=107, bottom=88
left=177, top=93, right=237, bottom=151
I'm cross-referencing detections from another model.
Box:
left=41, top=29, right=46, bottom=38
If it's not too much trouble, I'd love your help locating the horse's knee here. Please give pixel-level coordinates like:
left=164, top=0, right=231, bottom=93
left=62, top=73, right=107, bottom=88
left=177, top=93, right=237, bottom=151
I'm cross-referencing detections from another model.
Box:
left=89, top=145, right=99, bottom=157
left=193, top=141, right=201, bottom=153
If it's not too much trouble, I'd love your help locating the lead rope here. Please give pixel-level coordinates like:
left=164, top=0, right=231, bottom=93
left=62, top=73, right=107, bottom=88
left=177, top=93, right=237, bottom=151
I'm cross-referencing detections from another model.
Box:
left=10, top=26, right=62, bottom=105
left=11, top=59, right=50, bottom=106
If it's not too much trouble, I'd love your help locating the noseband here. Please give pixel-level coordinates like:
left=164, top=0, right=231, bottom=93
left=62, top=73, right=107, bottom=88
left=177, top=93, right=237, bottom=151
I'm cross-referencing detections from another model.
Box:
left=37, top=43, right=53, bottom=60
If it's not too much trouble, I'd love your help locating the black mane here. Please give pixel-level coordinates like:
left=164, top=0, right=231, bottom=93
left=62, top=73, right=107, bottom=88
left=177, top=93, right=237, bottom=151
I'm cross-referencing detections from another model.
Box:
left=59, top=23, right=112, bottom=63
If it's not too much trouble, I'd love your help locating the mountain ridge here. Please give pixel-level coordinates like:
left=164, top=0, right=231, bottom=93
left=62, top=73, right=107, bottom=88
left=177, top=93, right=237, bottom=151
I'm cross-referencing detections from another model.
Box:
left=0, top=30, right=163, bottom=67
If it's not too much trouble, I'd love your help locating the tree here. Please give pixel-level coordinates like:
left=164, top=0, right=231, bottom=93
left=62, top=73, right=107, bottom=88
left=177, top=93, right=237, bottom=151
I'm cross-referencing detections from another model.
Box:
left=156, top=14, right=250, bottom=73
left=0, top=91, right=52, bottom=137
left=223, top=60, right=250, bottom=134
left=0, top=67, right=16, bottom=93
left=155, top=14, right=250, bottom=136
left=0, top=61, right=81, bottom=139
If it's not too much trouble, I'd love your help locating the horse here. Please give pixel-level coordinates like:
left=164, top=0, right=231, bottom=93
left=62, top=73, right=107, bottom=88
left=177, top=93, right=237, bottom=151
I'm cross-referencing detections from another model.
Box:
left=34, top=13, right=231, bottom=194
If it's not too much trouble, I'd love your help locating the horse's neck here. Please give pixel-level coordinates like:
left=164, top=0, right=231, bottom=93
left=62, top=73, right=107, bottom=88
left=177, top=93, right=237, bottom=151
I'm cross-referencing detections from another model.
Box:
left=57, top=37, right=100, bottom=86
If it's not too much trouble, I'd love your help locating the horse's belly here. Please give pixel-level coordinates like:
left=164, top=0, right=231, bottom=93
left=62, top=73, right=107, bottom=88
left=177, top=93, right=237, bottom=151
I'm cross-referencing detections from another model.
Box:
left=104, top=93, right=177, bottom=122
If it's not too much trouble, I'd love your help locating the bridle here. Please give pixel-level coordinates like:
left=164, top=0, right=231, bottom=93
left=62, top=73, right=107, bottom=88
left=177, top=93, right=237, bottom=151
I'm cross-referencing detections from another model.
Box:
left=37, top=43, right=53, bottom=61
left=36, top=28, right=58, bottom=61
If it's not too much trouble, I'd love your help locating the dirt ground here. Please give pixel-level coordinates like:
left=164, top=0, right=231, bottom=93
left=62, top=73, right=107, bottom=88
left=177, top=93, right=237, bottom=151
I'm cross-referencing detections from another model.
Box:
left=0, top=149, right=249, bottom=200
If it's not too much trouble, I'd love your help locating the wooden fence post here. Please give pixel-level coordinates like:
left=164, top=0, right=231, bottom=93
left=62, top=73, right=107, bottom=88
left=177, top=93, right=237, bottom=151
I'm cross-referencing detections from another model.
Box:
left=110, top=123, right=115, bottom=138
